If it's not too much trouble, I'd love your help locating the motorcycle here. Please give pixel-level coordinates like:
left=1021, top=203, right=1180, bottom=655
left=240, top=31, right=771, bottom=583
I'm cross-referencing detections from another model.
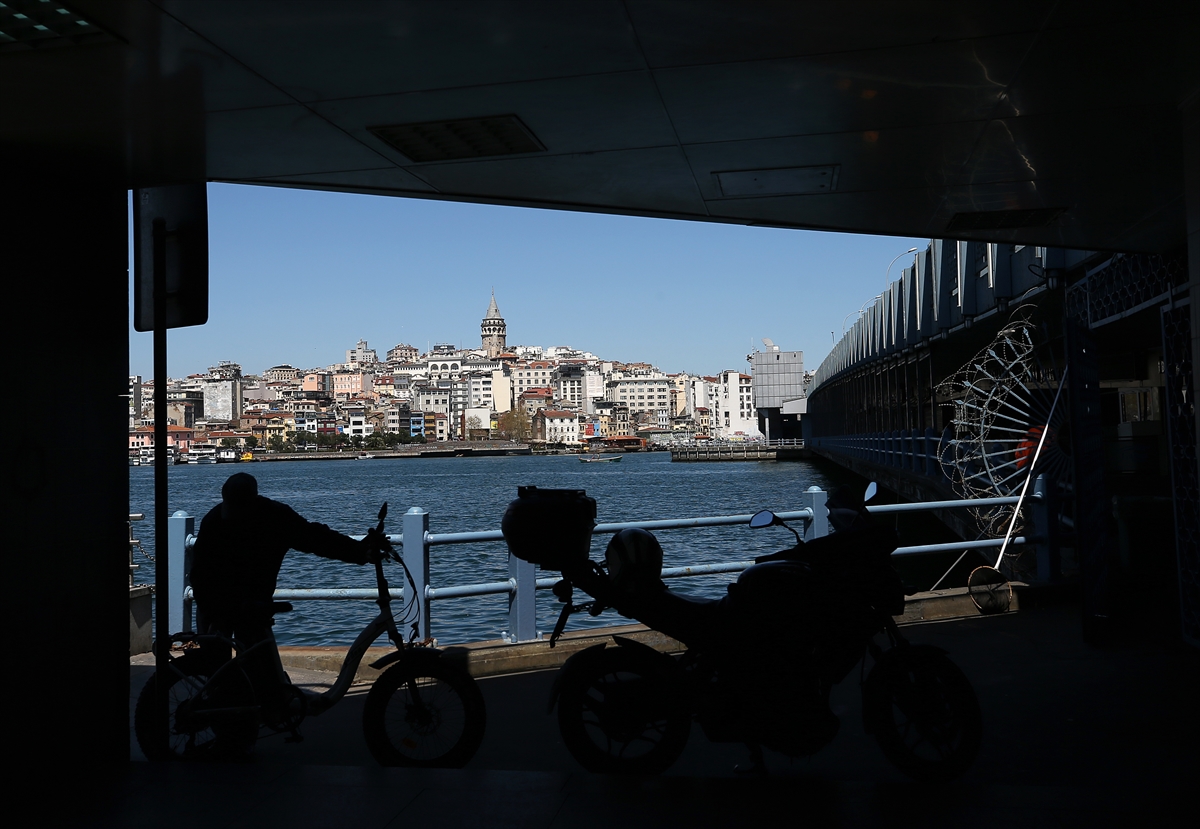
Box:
left=501, top=484, right=982, bottom=780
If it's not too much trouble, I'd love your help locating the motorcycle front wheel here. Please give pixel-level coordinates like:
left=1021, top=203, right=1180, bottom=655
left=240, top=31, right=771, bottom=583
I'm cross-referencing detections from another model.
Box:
left=134, top=655, right=257, bottom=761
left=556, top=646, right=690, bottom=775
left=362, top=653, right=486, bottom=768
left=862, top=645, right=982, bottom=782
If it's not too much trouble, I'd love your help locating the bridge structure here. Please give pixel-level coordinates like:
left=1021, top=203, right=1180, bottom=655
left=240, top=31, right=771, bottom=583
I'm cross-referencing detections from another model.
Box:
left=4, top=0, right=1198, bottom=797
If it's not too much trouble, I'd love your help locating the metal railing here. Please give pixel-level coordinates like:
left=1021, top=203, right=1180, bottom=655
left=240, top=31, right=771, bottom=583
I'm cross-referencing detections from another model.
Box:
left=167, top=482, right=1046, bottom=644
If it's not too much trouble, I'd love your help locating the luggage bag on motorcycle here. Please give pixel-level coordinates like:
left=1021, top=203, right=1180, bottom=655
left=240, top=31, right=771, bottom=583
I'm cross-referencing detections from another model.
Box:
left=501, top=486, right=596, bottom=569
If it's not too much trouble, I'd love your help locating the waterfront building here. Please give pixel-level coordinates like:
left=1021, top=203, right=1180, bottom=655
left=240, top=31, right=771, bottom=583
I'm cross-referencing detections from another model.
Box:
left=128, top=376, right=142, bottom=426
left=128, top=424, right=194, bottom=452
left=711, top=371, right=759, bottom=439
left=534, top=409, right=581, bottom=445
left=749, top=341, right=806, bottom=441
left=512, top=361, right=554, bottom=397
left=202, top=376, right=243, bottom=422
left=593, top=400, right=631, bottom=437
left=605, top=372, right=671, bottom=417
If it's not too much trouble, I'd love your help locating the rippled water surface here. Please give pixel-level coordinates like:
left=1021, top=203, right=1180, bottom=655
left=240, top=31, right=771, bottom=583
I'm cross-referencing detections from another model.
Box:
left=131, top=453, right=833, bottom=645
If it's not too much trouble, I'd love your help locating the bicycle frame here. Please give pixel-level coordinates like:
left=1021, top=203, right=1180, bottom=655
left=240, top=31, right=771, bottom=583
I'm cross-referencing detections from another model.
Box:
left=165, top=538, right=413, bottom=722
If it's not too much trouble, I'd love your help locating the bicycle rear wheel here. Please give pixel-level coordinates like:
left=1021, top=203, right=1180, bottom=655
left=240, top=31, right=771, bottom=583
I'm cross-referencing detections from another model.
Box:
left=134, top=655, right=257, bottom=761
left=362, top=653, right=486, bottom=768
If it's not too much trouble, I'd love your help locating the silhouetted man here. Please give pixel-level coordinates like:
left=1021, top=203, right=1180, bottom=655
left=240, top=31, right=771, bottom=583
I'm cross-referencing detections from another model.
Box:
left=190, top=472, right=370, bottom=715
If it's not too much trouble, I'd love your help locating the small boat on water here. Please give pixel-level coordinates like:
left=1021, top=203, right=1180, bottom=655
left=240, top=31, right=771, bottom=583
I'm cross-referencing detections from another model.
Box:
left=580, top=454, right=621, bottom=463
left=356, top=452, right=376, bottom=460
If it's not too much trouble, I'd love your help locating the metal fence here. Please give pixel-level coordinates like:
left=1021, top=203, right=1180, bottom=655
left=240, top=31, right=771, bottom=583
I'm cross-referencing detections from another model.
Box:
left=167, top=483, right=1043, bottom=643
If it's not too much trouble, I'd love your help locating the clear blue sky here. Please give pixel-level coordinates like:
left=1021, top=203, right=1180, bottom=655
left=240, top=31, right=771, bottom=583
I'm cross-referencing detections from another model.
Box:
left=128, top=183, right=925, bottom=379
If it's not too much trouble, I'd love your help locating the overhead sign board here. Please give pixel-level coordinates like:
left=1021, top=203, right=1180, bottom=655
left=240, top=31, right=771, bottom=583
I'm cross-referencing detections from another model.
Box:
left=133, top=184, right=209, bottom=331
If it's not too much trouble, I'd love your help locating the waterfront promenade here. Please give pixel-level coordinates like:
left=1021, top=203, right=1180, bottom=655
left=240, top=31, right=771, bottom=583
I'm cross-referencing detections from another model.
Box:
left=101, top=598, right=1195, bottom=828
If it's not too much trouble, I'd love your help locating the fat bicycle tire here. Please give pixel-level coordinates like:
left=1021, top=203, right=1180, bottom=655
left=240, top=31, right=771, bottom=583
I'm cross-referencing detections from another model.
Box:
left=362, top=652, right=486, bottom=768
left=556, top=645, right=690, bottom=775
left=134, top=655, right=258, bottom=761
left=862, top=645, right=982, bottom=782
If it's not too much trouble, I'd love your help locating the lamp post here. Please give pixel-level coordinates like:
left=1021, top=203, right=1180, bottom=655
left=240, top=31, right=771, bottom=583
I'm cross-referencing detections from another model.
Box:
left=885, top=247, right=919, bottom=292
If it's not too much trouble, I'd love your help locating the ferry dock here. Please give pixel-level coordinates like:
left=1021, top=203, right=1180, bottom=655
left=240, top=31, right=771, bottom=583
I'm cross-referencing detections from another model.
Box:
left=670, top=440, right=809, bottom=462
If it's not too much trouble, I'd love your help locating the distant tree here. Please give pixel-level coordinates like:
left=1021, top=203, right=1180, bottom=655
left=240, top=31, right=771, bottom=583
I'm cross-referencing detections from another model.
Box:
left=219, top=437, right=239, bottom=448
left=267, top=434, right=285, bottom=452
left=497, top=410, right=531, bottom=442
left=365, top=432, right=385, bottom=450
left=244, top=435, right=259, bottom=450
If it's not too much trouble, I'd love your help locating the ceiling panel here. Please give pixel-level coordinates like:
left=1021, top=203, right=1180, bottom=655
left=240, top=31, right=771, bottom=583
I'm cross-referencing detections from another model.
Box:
left=683, top=121, right=986, bottom=200
left=165, top=0, right=643, bottom=103
left=655, top=33, right=1035, bottom=144
left=408, top=147, right=708, bottom=216
left=248, top=166, right=438, bottom=194
left=205, top=105, right=395, bottom=180
left=310, top=71, right=676, bottom=167
left=627, top=0, right=1052, bottom=68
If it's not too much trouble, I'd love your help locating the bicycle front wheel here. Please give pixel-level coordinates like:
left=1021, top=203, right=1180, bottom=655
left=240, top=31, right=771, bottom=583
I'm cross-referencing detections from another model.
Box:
left=362, top=653, right=486, bottom=768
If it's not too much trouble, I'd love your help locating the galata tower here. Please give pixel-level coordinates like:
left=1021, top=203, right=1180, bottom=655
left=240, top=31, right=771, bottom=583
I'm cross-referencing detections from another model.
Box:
left=481, top=292, right=507, bottom=359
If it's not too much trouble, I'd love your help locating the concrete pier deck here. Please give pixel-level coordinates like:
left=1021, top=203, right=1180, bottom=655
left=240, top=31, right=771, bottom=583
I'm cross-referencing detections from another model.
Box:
left=99, top=599, right=1195, bottom=828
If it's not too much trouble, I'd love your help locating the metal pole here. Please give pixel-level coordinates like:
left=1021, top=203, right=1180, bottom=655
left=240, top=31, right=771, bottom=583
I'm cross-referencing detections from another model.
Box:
left=507, top=552, right=538, bottom=642
left=168, top=511, right=194, bottom=633
left=803, top=486, right=828, bottom=540
left=152, top=217, right=169, bottom=756
left=994, top=367, right=1068, bottom=569
left=402, top=508, right=430, bottom=641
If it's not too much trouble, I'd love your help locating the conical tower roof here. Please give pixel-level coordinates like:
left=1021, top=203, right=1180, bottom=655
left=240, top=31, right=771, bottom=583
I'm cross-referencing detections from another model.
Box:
left=484, top=291, right=503, bottom=320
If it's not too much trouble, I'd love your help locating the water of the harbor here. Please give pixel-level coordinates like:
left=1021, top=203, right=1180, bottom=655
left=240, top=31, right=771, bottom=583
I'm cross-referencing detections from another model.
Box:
left=130, top=453, right=835, bottom=645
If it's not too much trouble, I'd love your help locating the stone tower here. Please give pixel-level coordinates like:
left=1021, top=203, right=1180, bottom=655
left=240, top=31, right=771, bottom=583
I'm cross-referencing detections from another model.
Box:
left=481, top=292, right=507, bottom=358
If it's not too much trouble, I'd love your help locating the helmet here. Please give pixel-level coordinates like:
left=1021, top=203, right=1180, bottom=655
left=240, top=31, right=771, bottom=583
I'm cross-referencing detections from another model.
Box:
left=605, top=528, right=664, bottom=595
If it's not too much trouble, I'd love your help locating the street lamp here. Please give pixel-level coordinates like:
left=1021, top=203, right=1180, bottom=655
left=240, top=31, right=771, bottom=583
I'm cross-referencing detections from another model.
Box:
left=842, top=293, right=882, bottom=332
left=885, top=247, right=919, bottom=292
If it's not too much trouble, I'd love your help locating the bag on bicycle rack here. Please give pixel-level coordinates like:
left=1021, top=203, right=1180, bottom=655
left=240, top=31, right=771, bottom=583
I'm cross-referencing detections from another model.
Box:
left=501, top=486, right=596, bottom=569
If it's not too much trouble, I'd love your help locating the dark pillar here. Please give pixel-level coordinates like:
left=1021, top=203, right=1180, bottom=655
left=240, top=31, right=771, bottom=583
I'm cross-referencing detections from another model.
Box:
left=3, top=179, right=130, bottom=774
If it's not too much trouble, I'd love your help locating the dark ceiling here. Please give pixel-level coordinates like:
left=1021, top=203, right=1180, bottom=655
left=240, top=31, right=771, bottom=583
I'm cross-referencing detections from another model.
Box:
left=3, top=0, right=1197, bottom=252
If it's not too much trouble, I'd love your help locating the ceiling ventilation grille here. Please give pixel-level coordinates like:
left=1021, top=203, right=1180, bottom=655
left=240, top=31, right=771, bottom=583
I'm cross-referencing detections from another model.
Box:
left=0, top=0, right=115, bottom=52
left=946, top=208, right=1066, bottom=232
left=369, top=115, right=545, bottom=164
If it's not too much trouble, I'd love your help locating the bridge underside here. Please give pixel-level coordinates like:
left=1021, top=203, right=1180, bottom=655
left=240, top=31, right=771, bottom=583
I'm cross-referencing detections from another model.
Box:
left=1, top=0, right=1198, bottom=780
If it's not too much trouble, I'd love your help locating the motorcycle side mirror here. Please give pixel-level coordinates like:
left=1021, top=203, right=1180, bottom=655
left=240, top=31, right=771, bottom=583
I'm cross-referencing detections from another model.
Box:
left=748, top=510, right=777, bottom=529
left=864, top=482, right=877, bottom=503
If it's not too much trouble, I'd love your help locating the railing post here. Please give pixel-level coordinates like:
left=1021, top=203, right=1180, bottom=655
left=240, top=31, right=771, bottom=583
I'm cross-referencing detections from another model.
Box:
left=507, top=553, right=539, bottom=643
left=168, top=511, right=194, bottom=633
left=403, top=508, right=431, bottom=641
left=1031, top=475, right=1060, bottom=582
left=803, top=486, right=828, bottom=540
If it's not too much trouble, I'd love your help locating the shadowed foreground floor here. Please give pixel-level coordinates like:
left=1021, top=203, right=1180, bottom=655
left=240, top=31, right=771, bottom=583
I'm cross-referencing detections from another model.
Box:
left=94, top=599, right=1194, bottom=827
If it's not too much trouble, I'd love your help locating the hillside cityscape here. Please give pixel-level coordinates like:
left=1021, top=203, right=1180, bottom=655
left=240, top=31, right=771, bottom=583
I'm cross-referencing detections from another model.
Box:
left=129, top=294, right=812, bottom=457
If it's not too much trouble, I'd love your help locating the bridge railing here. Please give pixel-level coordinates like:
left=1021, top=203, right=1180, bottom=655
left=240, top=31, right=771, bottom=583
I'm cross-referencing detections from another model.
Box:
left=167, top=481, right=1044, bottom=644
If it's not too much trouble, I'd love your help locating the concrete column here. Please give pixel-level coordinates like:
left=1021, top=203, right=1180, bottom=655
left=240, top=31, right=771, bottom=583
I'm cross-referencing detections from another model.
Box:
left=1186, top=91, right=1200, bottom=458
left=4, top=178, right=129, bottom=768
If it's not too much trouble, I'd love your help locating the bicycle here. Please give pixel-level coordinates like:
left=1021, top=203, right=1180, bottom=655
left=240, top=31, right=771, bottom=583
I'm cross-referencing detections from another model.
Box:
left=134, top=503, right=487, bottom=767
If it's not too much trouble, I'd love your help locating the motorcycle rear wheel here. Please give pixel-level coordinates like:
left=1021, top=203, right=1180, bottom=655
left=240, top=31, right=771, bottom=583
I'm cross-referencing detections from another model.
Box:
left=134, top=655, right=258, bottom=761
left=556, top=646, right=690, bottom=775
left=863, top=645, right=982, bottom=782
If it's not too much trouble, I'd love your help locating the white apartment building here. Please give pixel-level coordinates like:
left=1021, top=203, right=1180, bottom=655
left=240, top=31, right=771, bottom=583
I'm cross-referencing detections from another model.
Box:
left=605, top=373, right=671, bottom=416
left=711, top=371, right=760, bottom=439
left=511, top=361, right=554, bottom=396
left=346, top=340, right=378, bottom=367
left=537, top=409, right=581, bottom=445
left=468, top=373, right=495, bottom=409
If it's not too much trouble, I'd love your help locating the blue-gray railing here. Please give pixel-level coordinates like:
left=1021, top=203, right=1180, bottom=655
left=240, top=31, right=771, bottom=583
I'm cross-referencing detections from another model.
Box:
left=810, top=429, right=946, bottom=478
left=166, top=481, right=1046, bottom=644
